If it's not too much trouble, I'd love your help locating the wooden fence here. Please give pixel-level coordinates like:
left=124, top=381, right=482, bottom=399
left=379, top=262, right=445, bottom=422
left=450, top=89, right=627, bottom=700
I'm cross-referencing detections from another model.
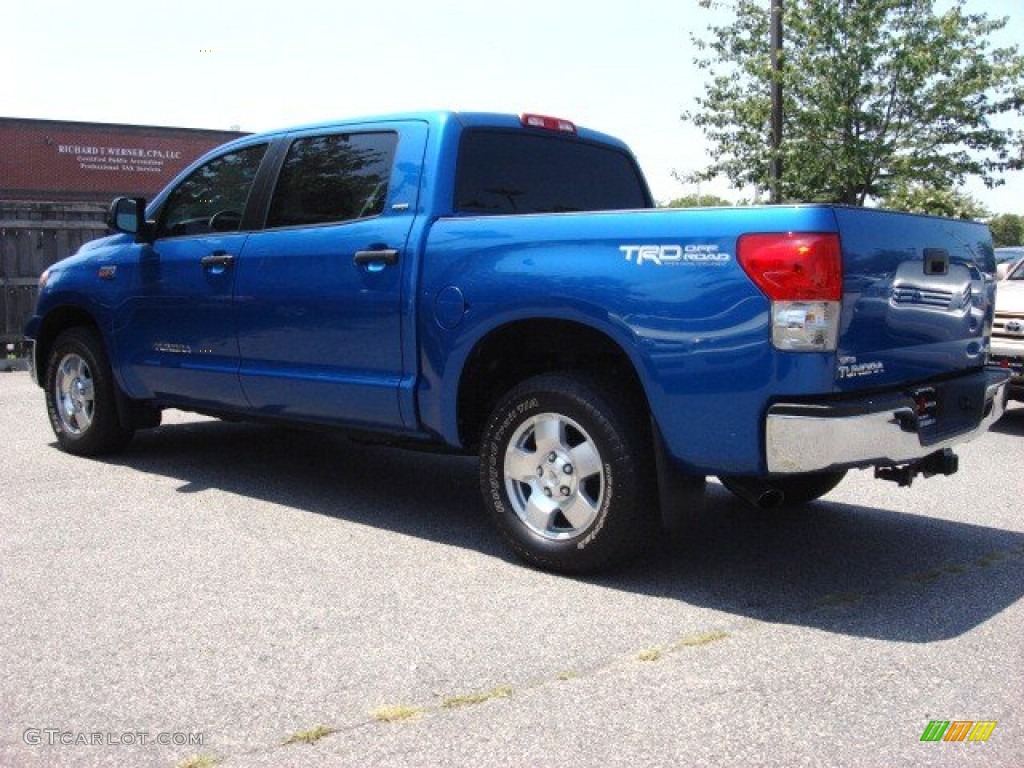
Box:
left=1, top=201, right=108, bottom=346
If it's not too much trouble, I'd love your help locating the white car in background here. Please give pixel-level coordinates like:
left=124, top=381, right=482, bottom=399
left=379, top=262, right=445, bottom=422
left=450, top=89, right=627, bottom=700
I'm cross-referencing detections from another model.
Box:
left=995, top=246, right=1024, bottom=280
left=992, top=257, right=1024, bottom=401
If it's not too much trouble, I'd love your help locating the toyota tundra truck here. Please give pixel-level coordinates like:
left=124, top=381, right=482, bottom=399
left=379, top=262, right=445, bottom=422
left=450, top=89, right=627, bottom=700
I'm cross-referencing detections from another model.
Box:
left=24, top=111, right=1010, bottom=572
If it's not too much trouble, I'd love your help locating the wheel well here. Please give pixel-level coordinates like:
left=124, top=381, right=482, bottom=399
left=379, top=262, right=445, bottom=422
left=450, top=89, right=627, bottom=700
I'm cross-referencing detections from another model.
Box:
left=33, top=307, right=99, bottom=385
left=457, top=319, right=648, bottom=450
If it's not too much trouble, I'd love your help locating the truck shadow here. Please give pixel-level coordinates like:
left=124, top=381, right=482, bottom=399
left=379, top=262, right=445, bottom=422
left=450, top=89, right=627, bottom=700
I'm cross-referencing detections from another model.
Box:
left=630, top=481, right=1024, bottom=643
left=987, top=402, right=1024, bottom=436
left=100, top=417, right=1023, bottom=644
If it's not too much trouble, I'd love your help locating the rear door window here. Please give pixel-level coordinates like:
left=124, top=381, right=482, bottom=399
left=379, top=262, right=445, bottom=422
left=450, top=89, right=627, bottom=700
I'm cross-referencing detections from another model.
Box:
left=454, top=130, right=650, bottom=215
left=266, top=132, right=398, bottom=228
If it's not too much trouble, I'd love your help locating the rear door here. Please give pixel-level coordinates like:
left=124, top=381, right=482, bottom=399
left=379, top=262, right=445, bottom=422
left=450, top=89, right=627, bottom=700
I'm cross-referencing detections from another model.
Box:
left=833, top=207, right=995, bottom=390
left=234, top=122, right=426, bottom=427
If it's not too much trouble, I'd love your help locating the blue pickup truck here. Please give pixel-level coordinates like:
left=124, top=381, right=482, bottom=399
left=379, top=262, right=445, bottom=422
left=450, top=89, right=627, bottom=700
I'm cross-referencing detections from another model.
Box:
left=25, top=111, right=1009, bottom=572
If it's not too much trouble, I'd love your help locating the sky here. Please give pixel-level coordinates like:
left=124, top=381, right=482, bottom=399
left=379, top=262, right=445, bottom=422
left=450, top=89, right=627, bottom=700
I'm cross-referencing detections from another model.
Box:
left=2, top=0, right=1022, bottom=213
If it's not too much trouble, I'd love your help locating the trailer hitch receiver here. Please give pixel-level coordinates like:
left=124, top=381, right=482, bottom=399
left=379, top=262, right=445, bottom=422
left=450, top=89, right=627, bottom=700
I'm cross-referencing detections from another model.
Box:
left=874, top=449, right=959, bottom=488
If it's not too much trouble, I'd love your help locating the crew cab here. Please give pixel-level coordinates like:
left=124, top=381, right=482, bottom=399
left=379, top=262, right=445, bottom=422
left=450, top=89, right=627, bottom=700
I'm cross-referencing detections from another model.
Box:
left=25, top=111, right=1010, bottom=572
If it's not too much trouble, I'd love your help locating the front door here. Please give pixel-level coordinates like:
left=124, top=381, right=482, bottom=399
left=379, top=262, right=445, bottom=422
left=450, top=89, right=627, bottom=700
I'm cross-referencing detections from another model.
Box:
left=114, top=142, right=267, bottom=408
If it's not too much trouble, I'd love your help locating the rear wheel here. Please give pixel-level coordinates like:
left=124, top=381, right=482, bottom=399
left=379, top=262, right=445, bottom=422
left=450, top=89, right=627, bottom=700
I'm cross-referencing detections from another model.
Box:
left=479, top=373, right=656, bottom=573
left=45, top=327, right=134, bottom=455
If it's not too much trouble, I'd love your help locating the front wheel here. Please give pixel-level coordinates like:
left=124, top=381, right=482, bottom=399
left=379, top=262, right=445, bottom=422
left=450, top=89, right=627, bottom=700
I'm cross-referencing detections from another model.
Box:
left=479, top=373, right=656, bottom=573
left=45, top=327, right=134, bottom=455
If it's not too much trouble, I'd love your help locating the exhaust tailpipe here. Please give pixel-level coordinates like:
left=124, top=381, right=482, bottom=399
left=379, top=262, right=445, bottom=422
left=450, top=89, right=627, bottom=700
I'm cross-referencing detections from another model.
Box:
left=719, top=476, right=786, bottom=511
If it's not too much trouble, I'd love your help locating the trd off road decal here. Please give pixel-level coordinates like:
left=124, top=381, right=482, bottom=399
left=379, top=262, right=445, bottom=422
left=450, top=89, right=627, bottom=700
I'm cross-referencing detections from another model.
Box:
left=619, top=244, right=731, bottom=267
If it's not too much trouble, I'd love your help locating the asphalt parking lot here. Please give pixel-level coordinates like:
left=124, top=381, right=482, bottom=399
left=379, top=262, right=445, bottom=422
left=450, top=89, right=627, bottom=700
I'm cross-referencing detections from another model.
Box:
left=1, top=369, right=1021, bottom=767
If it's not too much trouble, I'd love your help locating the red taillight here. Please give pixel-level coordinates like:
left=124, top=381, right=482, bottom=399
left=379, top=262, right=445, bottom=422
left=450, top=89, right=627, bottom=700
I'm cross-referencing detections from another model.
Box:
left=520, top=113, right=577, bottom=133
left=737, top=232, right=842, bottom=301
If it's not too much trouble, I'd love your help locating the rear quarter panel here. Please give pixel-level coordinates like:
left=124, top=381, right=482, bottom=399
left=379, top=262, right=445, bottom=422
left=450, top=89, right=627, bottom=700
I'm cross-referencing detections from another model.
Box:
left=418, top=206, right=842, bottom=475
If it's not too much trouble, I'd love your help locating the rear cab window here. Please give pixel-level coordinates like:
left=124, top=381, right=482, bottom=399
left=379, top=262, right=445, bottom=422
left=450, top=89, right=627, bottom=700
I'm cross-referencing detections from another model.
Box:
left=454, top=130, right=651, bottom=215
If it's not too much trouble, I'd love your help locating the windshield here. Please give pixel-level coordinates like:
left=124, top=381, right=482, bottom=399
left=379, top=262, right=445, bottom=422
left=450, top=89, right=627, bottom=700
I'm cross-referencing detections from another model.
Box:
left=995, top=248, right=1024, bottom=264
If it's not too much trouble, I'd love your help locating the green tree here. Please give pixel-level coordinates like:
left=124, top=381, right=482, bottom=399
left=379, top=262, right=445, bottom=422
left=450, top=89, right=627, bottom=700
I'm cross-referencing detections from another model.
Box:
left=662, top=193, right=734, bottom=208
left=988, top=213, right=1024, bottom=246
left=881, top=184, right=988, bottom=219
left=685, top=0, right=1024, bottom=205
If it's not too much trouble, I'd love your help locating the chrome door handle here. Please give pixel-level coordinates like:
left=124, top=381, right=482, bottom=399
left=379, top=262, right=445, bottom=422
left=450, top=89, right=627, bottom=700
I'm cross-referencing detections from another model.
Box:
left=201, top=252, right=235, bottom=268
left=353, top=249, right=399, bottom=267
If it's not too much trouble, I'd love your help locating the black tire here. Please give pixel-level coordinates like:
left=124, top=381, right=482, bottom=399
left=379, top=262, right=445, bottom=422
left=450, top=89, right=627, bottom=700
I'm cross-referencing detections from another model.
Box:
left=719, top=470, right=847, bottom=509
left=479, top=373, right=656, bottom=573
left=44, top=326, right=134, bottom=456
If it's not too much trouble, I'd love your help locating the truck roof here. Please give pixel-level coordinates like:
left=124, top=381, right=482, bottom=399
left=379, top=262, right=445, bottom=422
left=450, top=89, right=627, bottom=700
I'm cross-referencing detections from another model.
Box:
left=215, top=111, right=634, bottom=154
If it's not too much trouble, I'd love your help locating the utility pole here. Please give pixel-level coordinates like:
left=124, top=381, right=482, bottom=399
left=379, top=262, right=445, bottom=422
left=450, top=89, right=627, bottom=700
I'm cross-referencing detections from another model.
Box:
left=770, top=0, right=784, bottom=204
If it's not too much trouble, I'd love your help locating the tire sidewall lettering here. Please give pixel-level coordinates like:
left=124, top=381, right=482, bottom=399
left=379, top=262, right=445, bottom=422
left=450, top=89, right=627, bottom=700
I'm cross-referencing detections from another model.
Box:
left=576, top=461, right=615, bottom=550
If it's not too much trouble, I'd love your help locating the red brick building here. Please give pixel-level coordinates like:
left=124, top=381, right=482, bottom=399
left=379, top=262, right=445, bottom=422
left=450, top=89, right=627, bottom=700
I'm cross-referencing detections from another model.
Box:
left=1, top=117, right=246, bottom=347
left=0, top=117, right=245, bottom=202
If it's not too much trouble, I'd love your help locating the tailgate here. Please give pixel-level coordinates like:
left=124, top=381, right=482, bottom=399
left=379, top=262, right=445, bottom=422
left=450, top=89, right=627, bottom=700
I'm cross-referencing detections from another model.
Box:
left=833, top=207, right=995, bottom=392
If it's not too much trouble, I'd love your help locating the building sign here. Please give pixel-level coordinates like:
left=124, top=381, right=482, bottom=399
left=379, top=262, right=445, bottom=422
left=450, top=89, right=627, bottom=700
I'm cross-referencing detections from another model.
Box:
left=57, top=143, right=184, bottom=174
left=0, top=117, right=247, bottom=202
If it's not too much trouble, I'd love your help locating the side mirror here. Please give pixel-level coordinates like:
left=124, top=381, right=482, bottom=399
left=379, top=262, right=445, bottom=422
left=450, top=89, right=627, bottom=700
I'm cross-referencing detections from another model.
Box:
left=107, top=197, right=155, bottom=244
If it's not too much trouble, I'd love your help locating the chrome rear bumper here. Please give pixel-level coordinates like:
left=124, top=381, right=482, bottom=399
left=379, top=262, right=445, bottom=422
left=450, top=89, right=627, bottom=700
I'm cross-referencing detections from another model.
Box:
left=766, top=370, right=1009, bottom=474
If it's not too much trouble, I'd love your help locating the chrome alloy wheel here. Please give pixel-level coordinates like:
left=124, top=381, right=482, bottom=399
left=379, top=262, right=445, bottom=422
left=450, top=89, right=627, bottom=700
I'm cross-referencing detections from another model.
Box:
left=54, top=353, right=95, bottom=435
left=503, top=412, right=606, bottom=541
